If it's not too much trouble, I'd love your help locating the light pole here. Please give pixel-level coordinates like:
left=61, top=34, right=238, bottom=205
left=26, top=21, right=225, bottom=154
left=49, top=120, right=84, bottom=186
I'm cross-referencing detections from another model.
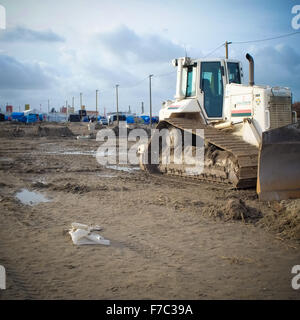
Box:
left=96, top=89, right=99, bottom=117
left=80, top=93, right=83, bottom=109
left=66, top=100, right=68, bottom=120
left=116, top=84, right=119, bottom=126
left=149, top=74, right=153, bottom=126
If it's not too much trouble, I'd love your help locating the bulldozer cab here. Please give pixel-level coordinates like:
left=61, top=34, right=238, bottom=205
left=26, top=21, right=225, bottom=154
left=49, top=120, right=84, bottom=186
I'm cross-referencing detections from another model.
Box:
left=200, top=60, right=242, bottom=119
left=200, top=61, right=225, bottom=118
left=179, top=58, right=243, bottom=120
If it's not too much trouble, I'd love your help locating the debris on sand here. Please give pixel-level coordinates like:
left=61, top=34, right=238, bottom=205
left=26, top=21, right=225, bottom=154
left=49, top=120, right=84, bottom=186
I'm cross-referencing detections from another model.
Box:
left=51, top=182, right=91, bottom=194
left=223, top=199, right=250, bottom=221
left=68, top=222, right=110, bottom=246
left=206, top=198, right=261, bottom=222
left=259, top=199, right=300, bottom=241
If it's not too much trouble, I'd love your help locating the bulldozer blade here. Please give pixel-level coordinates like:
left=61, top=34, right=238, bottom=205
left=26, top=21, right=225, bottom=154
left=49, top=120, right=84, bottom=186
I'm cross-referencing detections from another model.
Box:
left=257, top=122, right=300, bottom=201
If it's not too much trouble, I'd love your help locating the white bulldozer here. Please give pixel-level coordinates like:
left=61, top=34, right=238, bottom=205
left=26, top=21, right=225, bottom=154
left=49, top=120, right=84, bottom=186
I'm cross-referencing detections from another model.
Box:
left=139, top=53, right=300, bottom=201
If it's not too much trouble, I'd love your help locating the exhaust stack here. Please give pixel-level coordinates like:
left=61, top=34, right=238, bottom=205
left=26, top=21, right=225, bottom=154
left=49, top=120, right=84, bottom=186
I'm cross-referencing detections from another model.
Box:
left=246, top=53, right=254, bottom=86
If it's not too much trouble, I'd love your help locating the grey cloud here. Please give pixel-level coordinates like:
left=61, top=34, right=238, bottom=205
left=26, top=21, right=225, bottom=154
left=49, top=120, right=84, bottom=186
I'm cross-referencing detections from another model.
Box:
left=0, top=26, right=65, bottom=42
left=254, top=45, right=300, bottom=73
left=96, top=25, right=184, bottom=62
left=251, top=45, right=300, bottom=100
left=86, top=62, right=140, bottom=88
left=0, top=54, right=54, bottom=89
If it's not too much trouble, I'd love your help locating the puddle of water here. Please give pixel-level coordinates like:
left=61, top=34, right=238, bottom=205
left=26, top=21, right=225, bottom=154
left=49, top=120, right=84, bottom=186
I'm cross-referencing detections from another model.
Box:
left=16, top=189, right=51, bottom=206
left=106, top=165, right=140, bottom=173
left=46, top=150, right=97, bottom=156
left=97, top=173, right=117, bottom=178
left=0, top=157, right=13, bottom=162
left=44, top=149, right=128, bottom=158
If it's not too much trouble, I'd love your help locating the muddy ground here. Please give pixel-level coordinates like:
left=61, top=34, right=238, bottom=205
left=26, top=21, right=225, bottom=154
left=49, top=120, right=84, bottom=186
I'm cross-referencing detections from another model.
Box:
left=0, top=121, right=299, bottom=299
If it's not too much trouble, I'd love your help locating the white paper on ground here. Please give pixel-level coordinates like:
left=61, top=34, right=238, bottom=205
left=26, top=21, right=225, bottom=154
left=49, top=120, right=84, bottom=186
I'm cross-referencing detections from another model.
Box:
left=69, top=223, right=110, bottom=246
left=76, top=135, right=91, bottom=140
left=71, top=222, right=102, bottom=232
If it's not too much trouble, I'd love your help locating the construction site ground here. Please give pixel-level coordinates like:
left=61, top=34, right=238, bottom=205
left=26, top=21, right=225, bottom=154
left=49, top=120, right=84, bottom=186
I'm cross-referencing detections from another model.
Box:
left=0, top=121, right=299, bottom=299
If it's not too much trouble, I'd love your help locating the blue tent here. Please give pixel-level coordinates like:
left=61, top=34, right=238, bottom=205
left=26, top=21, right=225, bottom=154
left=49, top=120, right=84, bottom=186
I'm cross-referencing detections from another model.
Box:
left=97, top=115, right=107, bottom=121
left=140, top=115, right=150, bottom=124
left=26, top=114, right=38, bottom=123
left=11, top=112, right=25, bottom=121
left=126, top=115, right=135, bottom=124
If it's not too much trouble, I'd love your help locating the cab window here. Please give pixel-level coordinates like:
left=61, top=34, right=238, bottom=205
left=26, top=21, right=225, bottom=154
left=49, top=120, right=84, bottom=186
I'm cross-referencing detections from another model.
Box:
left=227, top=62, right=241, bottom=84
left=186, top=65, right=196, bottom=97
left=200, top=61, right=224, bottom=118
left=181, top=64, right=197, bottom=97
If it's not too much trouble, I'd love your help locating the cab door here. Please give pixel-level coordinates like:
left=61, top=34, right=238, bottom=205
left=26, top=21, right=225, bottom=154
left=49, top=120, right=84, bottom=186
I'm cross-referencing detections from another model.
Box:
left=199, top=61, right=226, bottom=119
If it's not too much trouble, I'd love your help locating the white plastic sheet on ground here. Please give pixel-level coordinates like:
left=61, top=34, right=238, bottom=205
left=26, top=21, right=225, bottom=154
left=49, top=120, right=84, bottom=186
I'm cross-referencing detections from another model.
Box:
left=76, top=135, right=92, bottom=140
left=69, top=222, right=110, bottom=246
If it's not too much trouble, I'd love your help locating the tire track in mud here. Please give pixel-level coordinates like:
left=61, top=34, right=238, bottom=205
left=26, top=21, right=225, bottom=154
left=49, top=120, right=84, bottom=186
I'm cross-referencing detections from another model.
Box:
left=0, top=206, right=62, bottom=299
left=109, top=237, right=215, bottom=299
left=137, top=171, right=234, bottom=190
left=0, top=253, right=40, bottom=299
left=110, top=237, right=180, bottom=264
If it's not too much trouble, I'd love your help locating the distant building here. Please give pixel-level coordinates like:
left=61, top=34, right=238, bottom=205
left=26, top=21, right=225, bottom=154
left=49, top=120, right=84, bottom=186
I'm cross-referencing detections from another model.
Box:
left=68, top=107, right=74, bottom=114
left=86, top=110, right=99, bottom=116
left=6, top=105, right=13, bottom=113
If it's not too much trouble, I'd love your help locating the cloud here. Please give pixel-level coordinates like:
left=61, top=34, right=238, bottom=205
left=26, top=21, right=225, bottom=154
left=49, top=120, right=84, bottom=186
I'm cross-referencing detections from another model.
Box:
left=254, top=45, right=300, bottom=73
left=228, top=44, right=300, bottom=101
left=0, top=26, right=65, bottom=42
left=0, top=54, right=54, bottom=89
left=86, top=63, right=139, bottom=87
left=96, top=25, right=184, bottom=63
left=244, top=45, right=300, bottom=101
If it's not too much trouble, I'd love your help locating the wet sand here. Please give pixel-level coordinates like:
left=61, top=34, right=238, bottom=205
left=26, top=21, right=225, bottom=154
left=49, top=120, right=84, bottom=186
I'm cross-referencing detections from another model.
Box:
left=0, top=122, right=299, bottom=299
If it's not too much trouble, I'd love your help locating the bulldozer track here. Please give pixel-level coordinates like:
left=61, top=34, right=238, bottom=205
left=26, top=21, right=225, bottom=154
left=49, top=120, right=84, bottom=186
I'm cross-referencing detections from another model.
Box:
left=142, top=118, right=259, bottom=188
left=147, top=171, right=234, bottom=190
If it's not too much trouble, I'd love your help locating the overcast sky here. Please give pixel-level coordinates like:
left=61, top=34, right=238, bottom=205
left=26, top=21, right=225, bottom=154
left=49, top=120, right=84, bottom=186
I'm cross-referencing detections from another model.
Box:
left=0, top=0, right=299, bottom=115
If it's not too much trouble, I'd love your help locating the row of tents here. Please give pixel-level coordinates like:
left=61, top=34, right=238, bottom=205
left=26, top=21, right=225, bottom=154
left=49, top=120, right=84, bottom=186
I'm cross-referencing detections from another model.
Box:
left=105, top=114, right=159, bottom=125
left=0, top=111, right=159, bottom=125
left=0, top=112, right=46, bottom=123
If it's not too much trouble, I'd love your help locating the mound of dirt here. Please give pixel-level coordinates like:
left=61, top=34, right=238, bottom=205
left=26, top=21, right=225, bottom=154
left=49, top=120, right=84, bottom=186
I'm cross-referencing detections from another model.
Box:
left=94, top=123, right=103, bottom=130
left=259, top=199, right=300, bottom=240
left=31, top=181, right=50, bottom=189
left=206, top=198, right=261, bottom=222
left=35, top=126, right=74, bottom=137
left=51, top=182, right=91, bottom=194
left=111, top=125, right=151, bottom=137
left=0, top=126, right=25, bottom=138
left=0, top=124, right=75, bottom=138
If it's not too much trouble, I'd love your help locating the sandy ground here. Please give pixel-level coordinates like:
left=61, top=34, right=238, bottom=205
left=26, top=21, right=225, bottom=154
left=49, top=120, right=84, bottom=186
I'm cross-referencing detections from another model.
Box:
left=0, top=122, right=299, bottom=300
